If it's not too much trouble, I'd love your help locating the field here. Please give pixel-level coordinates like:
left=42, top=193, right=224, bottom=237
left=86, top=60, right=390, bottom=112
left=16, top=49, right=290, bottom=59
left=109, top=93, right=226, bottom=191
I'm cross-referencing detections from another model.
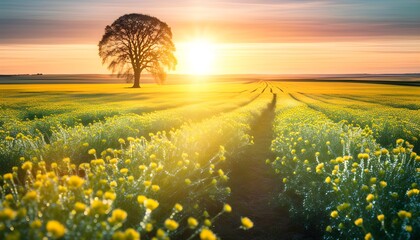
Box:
left=0, top=77, right=419, bottom=240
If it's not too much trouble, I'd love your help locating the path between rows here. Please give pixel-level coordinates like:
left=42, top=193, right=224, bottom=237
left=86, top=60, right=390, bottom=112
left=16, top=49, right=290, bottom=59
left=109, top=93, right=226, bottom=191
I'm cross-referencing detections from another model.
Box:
left=215, top=93, right=317, bottom=240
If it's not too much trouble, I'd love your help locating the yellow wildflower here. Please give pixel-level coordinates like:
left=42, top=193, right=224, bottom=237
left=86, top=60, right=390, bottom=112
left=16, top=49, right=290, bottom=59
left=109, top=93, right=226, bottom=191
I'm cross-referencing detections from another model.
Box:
left=144, top=199, right=159, bottom=211
left=137, top=195, right=147, bottom=204
left=0, top=208, right=16, bottom=221
left=354, top=218, right=363, bottom=227
left=241, top=217, right=254, bottom=229
left=174, top=203, right=183, bottom=212
left=188, top=217, right=198, bottom=228
left=398, top=210, right=412, bottom=219
left=124, top=228, right=140, bottom=240
left=22, top=161, right=33, bottom=171
left=109, top=209, right=127, bottom=223
left=46, top=220, right=66, bottom=238
left=366, top=194, right=374, bottom=202
left=74, top=202, right=86, bottom=213
left=164, top=219, right=179, bottom=231
left=223, top=204, right=232, bottom=213
left=200, top=229, right=216, bottom=240
left=3, top=173, right=13, bottom=181
left=151, top=185, right=160, bottom=192
left=67, top=175, right=84, bottom=188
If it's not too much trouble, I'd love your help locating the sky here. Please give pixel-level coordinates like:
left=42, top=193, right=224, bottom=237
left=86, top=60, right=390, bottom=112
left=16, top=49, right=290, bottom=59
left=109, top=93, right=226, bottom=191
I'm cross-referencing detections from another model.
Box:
left=0, top=0, right=419, bottom=74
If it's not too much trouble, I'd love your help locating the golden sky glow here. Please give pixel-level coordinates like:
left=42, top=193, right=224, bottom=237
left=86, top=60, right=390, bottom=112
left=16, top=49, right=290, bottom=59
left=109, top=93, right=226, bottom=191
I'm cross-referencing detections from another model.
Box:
left=0, top=0, right=419, bottom=75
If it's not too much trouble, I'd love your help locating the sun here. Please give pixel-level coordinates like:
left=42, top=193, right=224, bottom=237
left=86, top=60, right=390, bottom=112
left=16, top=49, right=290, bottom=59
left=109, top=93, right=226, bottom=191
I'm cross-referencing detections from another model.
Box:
left=186, top=40, right=215, bottom=75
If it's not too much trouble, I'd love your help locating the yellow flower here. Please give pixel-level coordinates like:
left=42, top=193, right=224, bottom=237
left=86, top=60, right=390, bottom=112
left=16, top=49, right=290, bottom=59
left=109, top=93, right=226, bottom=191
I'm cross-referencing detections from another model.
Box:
left=23, top=191, right=37, bottom=201
left=370, top=177, right=377, bottom=184
left=354, top=218, right=363, bottom=227
left=74, top=202, right=87, bottom=213
left=156, top=228, right=166, bottom=238
left=30, top=219, right=42, bottom=229
left=22, top=161, right=33, bottom=171
left=405, top=225, right=413, bottom=232
left=185, top=178, right=192, bottom=185
left=3, top=173, right=13, bottom=181
left=110, top=181, right=117, bottom=188
left=188, top=217, right=198, bottom=228
left=330, top=210, right=339, bottom=218
left=204, top=219, right=212, bottom=226
left=88, top=149, right=96, bottom=155
left=379, top=181, right=387, bottom=188
left=200, top=229, right=217, bottom=240
left=365, top=233, right=372, bottom=240
left=336, top=203, right=350, bottom=211
left=0, top=208, right=17, bottom=220
left=398, top=210, right=412, bottom=219
left=137, top=195, right=147, bottom=204
left=149, top=162, right=157, bottom=169
left=118, top=138, right=125, bottom=144
left=174, top=203, right=183, bottom=212
left=124, top=228, right=140, bottom=240
left=104, top=191, right=116, bottom=201
left=151, top=185, right=160, bottom=192
left=241, top=217, right=254, bottom=229
left=144, top=199, right=159, bottom=211
left=223, top=204, right=232, bottom=213
left=381, top=148, right=389, bottom=155
left=120, top=168, right=129, bottom=174
left=46, top=220, right=66, bottom=238
left=143, top=180, right=152, bottom=187
left=377, top=214, right=385, bottom=222
left=164, top=219, right=179, bottom=231
left=109, top=209, right=127, bottom=223
left=5, top=194, right=13, bottom=201
left=90, top=199, right=109, bottom=215
left=67, top=175, right=84, bottom=188
left=366, top=194, right=374, bottom=202
left=112, top=231, right=125, bottom=240
left=145, top=223, right=153, bottom=232
left=407, top=189, right=419, bottom=197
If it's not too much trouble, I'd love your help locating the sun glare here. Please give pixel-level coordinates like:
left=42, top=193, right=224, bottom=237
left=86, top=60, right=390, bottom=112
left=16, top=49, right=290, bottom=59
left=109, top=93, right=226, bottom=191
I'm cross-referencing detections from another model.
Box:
left=186, top=40, right=215, bottom=75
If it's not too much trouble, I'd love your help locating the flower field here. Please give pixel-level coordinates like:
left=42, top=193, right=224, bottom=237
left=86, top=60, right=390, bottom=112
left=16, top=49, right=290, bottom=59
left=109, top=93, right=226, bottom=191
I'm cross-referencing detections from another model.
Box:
left=0, top=80, right=419, bottom=239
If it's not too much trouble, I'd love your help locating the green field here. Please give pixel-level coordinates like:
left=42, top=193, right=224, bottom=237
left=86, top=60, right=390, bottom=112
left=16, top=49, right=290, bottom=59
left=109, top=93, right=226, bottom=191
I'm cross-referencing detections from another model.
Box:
left=0, top=79, right=419, bottom=239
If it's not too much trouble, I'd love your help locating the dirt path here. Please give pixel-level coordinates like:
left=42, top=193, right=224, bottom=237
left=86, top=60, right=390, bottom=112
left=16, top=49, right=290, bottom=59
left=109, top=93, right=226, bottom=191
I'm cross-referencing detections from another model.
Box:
left=215, top=93, right=317, bottom=240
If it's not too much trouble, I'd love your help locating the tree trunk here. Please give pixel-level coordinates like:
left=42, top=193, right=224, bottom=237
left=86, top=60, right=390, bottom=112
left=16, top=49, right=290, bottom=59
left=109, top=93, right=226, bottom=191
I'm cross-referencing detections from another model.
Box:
left=132, top=71, right=141, bottom=88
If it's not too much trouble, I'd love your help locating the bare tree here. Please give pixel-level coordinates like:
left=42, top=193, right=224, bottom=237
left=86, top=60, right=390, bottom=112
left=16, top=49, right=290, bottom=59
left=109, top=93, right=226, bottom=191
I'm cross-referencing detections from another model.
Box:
left=99, top=13, right=177, bottom=88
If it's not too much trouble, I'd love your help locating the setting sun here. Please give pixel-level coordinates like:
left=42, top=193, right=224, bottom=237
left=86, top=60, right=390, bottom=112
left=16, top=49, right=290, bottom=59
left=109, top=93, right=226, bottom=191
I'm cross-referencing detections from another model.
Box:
left=185, top=40, right=215, bottom=75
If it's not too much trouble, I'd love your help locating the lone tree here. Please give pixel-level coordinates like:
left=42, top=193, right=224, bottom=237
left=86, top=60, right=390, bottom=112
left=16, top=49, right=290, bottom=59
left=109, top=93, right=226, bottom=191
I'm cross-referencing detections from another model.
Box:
left=99, top=13, right=177, bottom=88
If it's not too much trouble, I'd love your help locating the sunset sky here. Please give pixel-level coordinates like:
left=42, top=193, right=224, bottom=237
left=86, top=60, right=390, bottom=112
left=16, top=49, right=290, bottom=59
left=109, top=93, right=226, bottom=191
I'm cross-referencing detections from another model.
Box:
left=0, top=0, right=419, bottom=75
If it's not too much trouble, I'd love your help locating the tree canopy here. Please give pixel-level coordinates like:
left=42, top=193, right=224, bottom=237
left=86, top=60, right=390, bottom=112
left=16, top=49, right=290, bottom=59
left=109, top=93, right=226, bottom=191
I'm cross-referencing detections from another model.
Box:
left=99, top=13, right=177, bottom=88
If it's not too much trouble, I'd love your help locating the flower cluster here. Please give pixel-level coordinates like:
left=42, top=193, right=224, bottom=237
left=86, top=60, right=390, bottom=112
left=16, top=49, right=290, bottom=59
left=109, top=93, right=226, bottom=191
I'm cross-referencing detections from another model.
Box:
left=0, top=88, right=265, bottom=239
left=270, top=99, right=419, bottom=239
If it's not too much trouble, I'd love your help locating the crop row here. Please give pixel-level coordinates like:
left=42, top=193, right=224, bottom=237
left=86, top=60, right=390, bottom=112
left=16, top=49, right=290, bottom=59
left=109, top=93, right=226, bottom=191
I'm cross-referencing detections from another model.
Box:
left=0, top=88, right=264, bottom=172
left=0, top=94, right=271, bottom=239
left=291, top=93, right=420, bottom=152
left=269, top=96, right=419, bottom=239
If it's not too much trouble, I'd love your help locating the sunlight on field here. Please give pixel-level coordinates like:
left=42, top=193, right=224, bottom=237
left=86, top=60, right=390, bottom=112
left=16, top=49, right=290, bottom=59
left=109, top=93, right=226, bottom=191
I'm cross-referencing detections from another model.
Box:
left=0, top=80, right=419, bottom=239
